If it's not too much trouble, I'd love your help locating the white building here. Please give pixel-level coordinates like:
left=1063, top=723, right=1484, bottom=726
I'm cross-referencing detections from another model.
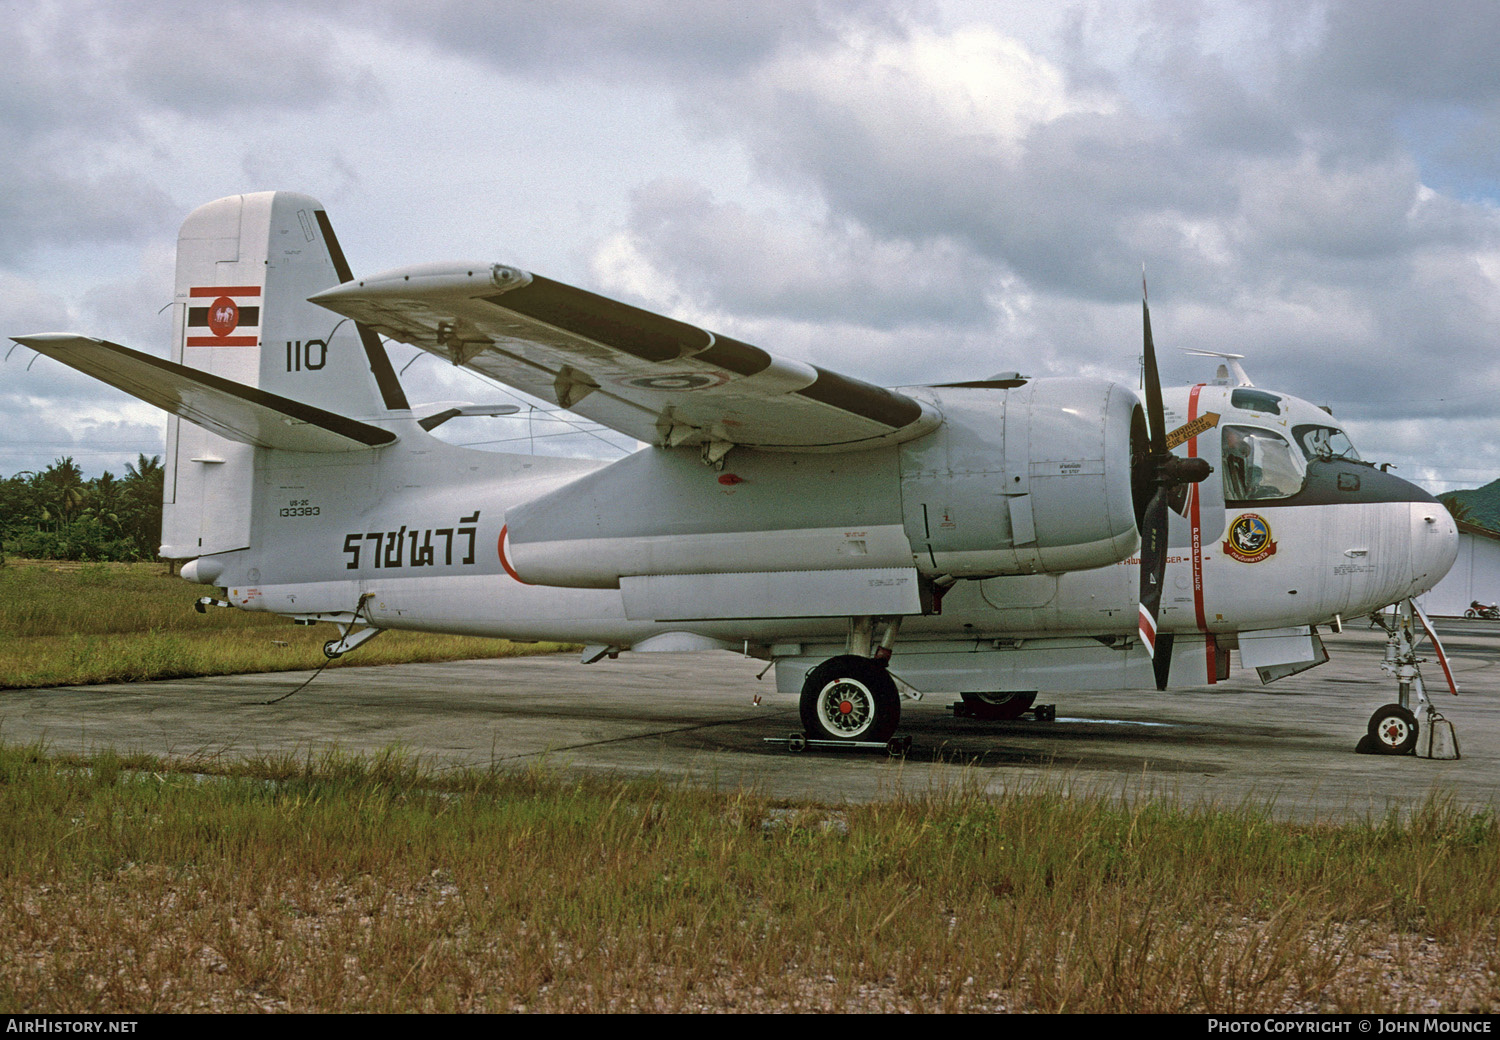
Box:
left=1422, top=522, right=1500, bottom=617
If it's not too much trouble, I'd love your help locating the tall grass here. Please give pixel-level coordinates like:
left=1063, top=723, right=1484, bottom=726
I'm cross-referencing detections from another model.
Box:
left=1, top=744, right=1495, bottom=1013
left=0, top=559, right=571, bottom=688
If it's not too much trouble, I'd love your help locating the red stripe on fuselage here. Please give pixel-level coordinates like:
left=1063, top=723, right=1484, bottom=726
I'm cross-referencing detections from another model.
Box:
left=1186, top=383, right=1216, bottom=683
left=498, top=524, right=531, bottom=585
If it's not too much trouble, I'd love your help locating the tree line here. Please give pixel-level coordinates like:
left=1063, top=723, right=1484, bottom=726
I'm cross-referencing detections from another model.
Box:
left=0, top=455, right=164, bottom=562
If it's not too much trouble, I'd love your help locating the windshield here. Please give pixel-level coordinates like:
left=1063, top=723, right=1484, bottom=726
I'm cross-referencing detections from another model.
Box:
left=1293, top=424, right=1360, bottom=462
left=1222, top=425, right=1306, bottom=502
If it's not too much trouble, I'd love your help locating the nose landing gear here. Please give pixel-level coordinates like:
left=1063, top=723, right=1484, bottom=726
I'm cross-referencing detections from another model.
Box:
left=1360, top=598, right=1460, bottom=758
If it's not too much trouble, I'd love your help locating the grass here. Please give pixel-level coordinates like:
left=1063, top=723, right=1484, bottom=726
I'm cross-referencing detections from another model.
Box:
left=0, top=743, right=1497, bottom=1013
left=0, top=559, right=573, bottom=689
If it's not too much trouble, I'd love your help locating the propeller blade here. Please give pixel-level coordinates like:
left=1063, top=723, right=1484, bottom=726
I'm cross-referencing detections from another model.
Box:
left=1136, top=275, right=1182, bottom=691
left=1137, top=488, right=1176, bottom=691
left=1154, top=633, right=1175, bottom=691
left=1142, top=277, right=1167, bottom=458
left=1137, top=485, right=1167, bottom=658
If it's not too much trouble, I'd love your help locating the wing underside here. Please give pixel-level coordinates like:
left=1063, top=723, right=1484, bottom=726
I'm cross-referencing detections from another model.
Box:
left=310, top=263, right=940, bottom=455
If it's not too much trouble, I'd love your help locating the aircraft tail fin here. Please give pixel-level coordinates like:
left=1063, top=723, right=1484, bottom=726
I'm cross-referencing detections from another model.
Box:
left=157, top=192, right=410, bottom=557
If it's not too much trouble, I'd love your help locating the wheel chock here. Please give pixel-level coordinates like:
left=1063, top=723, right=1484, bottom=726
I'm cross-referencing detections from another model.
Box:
left=1418, top=712, right=1461, bottom=760
left=764, top=733, right=912, bottom=756
left=949, top=701, right=1056, bottom=721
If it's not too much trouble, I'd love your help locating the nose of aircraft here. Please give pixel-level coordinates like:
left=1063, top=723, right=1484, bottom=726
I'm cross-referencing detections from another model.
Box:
left=1319, top=462, right=1458, bottom=612
left=1406, top=488, right=1460, bottom=599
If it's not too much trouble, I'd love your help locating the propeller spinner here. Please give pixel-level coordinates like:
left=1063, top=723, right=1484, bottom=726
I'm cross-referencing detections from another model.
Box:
left=1136, top=280, right=1213, bottom=689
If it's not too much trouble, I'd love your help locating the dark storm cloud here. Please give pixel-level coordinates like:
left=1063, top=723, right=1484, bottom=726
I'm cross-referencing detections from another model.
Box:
left=359, top=0, right=905, bottom=81
left=0, top=1, right=374, bottom=254
left=25, top=1, right=375, bottom=118
left=1313, top=0, right=1500, bottom=107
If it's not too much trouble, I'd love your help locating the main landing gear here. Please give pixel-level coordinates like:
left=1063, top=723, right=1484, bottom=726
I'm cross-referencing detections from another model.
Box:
left=799, top=617, right=908, bottom=744
left=1360, top=598, right=1460, bottom=758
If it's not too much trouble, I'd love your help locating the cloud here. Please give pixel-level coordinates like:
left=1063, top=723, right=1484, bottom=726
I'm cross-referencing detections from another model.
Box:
left=1312, top=0, right=1500, bottom=108
left=0, top=1, right=377, bottom=255
left=354, top=0, right=904, bottom=81
left=0, top=263, right=173, bottom=478
left=593, top=178, right=1001, bottom=330
left=8, top=0, right=1500, bottom=493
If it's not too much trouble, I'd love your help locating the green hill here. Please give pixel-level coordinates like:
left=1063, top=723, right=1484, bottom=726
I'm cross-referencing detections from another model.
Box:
left=1440, top=478, right=1500, bottom=532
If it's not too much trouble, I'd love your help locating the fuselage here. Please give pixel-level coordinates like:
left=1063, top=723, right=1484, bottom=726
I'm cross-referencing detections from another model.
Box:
left=207, top=380, right=1457, bottom=670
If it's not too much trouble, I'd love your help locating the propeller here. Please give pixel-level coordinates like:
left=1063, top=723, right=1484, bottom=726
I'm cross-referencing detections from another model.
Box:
left=1135, top=276, right=1212, bottom=690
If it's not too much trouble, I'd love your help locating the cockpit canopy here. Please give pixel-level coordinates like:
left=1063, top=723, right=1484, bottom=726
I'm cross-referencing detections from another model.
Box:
left=1293, top=424, right=1360, bottom=462
left=1222, top=422, right=1360, bottom=503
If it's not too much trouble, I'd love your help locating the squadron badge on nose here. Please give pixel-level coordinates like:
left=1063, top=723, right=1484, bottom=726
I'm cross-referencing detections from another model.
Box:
left=1224, top=513, right=1276, bottom=563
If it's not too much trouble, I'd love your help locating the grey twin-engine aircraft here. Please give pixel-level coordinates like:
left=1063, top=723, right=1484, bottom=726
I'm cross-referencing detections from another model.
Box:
left=15, top=192, right=1460, bottom=754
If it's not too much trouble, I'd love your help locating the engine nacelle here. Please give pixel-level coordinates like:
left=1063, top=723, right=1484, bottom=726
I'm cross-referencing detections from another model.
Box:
left=503, top=377, right=1142, bottom=590
left=897, top=379, right=1142, bottom=577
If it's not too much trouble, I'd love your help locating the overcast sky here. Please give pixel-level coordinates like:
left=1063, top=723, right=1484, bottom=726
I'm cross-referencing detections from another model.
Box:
left=6, top=0, right=1500, bottom=493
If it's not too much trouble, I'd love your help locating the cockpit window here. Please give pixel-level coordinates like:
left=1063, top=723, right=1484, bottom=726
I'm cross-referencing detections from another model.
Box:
left=1231, top=388, right=1283, bottom=415
left=1222, top=425, right=1306, bottom=501
left=1293, top=424, right=1360, bottom=462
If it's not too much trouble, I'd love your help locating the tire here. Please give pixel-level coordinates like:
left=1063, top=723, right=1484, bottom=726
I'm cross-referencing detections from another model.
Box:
left=1465, top=609, right=1477, bottom=619
left=1367, top=703, right=1418, bottom=756
left=800, top=655, right=901, bottom=742
left=960, top=691, right=1038, bottom=721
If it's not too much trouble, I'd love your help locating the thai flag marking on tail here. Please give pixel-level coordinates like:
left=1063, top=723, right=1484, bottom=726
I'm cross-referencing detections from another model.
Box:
left=187, top=285, right=262, bottom=346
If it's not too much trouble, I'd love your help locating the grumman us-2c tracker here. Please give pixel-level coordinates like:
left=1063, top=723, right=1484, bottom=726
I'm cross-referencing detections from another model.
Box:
left=14, top=192, right=1463, bottom=757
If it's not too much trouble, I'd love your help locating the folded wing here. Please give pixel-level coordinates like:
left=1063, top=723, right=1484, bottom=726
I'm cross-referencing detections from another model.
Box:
left=13, top=334, right=395, bottom=452
left=310, top=263, right=940, bottom=456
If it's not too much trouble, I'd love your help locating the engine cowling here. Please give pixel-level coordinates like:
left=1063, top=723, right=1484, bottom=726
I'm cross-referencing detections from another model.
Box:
left=502, top=377, right=1142, bottom=589
left=897, top=379, right=1142, bottom=577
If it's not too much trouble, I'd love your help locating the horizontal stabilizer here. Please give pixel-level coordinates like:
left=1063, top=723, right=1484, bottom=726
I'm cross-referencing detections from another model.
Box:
left=14, top=334, right=396, bottom=452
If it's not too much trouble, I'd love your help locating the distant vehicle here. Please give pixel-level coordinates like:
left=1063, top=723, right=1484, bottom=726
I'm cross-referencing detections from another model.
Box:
left=1465, top=601, right=1500, bottom=620
left=14, top=191, right=1460, bottom=753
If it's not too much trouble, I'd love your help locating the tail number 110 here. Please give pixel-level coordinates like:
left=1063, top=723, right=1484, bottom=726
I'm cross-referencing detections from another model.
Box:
left=286, top=339, right=327, bottom=371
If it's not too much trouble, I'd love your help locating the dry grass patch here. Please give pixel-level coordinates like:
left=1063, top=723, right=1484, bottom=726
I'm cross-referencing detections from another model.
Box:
left=0, top=559, right=572, bottom=688
left=0, top=745, right=1497, bottom=1013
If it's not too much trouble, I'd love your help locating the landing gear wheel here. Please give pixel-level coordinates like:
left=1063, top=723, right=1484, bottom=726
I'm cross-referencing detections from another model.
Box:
left=322, top=640, right=344, bottom=660
left=960, top=691, right=1037, bottom=721
left=1367, top=703, right=1418, bottom=756
left=800, top=655, right=900, bottom=743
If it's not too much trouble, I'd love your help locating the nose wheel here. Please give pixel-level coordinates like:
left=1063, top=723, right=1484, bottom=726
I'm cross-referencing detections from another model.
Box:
left=1363, top=703, right=1418, bottom=756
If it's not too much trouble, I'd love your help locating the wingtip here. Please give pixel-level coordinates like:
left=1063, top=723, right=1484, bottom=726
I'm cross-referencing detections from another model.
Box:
left=10, top=333, right=98, bottom=352
left=308, top=261, right=531, bottom=309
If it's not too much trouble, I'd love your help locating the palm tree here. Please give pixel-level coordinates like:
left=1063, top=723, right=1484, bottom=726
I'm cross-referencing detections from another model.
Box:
left=39, top=457, right=85, bottom=529
left=124, top=453, right=163, bottom=486
left=122, top=454, right=166, bottom=564
left=1442, top=495, right=1474, bottom=525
